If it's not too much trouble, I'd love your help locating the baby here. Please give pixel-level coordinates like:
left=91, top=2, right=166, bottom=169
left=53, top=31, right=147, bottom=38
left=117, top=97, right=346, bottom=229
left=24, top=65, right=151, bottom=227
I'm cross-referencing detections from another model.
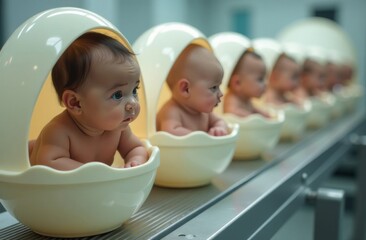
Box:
left=156, top=44, right=228, bottom=136
left=29, top=32, right=148, bottom=170
left=263, top=54, right=301, bottom=105
left=325, top=61, right=343, bottom=92
left=297, top=58, right=326, bottom=98
left=223, top=49, right=268, bottom=117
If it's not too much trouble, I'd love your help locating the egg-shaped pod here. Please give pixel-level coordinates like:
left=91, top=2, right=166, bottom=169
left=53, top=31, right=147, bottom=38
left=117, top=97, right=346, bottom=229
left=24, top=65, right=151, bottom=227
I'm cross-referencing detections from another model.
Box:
left=133, top=23, right=239, bottom=188
left=209, top=32, right=284, bottom=159
left=0, top=7, right=159, bottom=237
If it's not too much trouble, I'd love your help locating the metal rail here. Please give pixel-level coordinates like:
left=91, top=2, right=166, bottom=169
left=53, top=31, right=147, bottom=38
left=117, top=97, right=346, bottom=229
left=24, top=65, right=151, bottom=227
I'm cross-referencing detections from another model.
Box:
left=0, top=113, right=364, bottom=240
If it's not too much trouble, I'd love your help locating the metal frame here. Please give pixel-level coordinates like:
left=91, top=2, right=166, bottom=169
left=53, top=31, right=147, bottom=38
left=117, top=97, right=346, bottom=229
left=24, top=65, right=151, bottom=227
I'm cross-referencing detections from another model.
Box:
left=0, top=113, right=364, bottom=239
left=157, top=114, right=363, bottom=240
left=351, top=135, right=366, bottom=240
left=308, top=188, right=345, bottom=240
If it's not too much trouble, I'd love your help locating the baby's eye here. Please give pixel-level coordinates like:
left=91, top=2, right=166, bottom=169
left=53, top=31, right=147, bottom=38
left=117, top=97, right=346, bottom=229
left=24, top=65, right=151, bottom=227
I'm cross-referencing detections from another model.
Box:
left=210, top=86, right=219, bottom=92
left=132, top=85, right=140, bottom=96
left=111, top=91, right=123, bottom=100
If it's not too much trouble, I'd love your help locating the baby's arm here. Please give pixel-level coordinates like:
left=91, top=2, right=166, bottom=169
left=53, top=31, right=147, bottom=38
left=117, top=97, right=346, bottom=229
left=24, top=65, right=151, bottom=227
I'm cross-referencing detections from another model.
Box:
left=159, top=119, right=193, bottom=136
left=253, top=106, right=271, bottom=118
left=118, top=126, right=148, bottom=168
left=287, top=90, right=311, bottom=108
left=31, top=125, right=83, bottom=170
left=208, top=113, right=228, bottom=136
left=224, top=103, right=252, bottom=117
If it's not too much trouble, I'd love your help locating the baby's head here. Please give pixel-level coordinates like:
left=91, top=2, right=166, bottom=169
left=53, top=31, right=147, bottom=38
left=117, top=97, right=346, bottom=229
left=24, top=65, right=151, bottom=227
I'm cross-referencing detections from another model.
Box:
left=166, top=44, right=224, bottom=113
left=340, top=64, right=354, bottom=86
left=52, top=32, right=136, bottom=100
left=301, top=59, right=326, bottom=93
left=325, top=62, right=342, bottom=90
left=229, top=49, right=266, bottom=100
left=52, top=32, right=141, bottom=131
left=269, top=54, right=300, bottom=93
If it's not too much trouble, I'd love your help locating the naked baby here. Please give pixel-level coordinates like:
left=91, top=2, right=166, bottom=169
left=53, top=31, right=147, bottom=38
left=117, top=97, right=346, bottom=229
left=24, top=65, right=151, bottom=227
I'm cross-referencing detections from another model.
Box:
left=156, top=44, right=228, bottom=136
left=29, top=32, right=148, bottom=170
left=224, top=49, right=268, bottom=117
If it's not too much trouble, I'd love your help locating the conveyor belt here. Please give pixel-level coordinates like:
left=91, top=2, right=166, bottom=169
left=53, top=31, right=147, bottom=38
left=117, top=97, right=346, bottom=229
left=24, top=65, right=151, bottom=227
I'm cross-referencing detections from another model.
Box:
left=0, top=113, right=364, bottom=239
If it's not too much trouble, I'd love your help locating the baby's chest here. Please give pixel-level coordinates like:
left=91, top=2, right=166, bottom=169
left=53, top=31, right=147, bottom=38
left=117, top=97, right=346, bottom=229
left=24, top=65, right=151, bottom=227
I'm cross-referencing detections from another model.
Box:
left=69, top=135, right=120, bottom=164
left=182, top=115, right=210, bottom=132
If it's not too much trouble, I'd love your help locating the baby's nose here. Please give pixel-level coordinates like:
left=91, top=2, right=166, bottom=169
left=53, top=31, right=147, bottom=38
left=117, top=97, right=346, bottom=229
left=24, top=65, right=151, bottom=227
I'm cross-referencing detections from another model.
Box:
left=125, top=103, right=133, bottom=111
left=218, top=88, right=223, bottom=98
left=260, top=83, right=265, bottom=93
left=125, top=98, right=138, bottom=111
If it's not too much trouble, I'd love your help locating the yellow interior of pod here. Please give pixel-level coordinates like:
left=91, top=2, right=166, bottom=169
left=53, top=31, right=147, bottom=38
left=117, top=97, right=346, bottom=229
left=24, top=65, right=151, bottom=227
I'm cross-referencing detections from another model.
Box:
left=152, top=39, right=213, bottom=133
left=28, top=28, right=146, bottom=166
left=29, top=35, right=211, bottom=142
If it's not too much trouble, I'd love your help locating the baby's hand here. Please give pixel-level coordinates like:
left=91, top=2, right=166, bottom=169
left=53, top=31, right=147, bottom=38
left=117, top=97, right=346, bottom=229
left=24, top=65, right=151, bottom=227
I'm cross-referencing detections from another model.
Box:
left=208, top=126, right=228, bottom=136
left=124, top=157, right=147, bottom=168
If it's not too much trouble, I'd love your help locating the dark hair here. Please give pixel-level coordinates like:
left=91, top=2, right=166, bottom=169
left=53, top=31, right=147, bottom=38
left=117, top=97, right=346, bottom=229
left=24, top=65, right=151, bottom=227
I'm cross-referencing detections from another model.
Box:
left=272, top=53, right=296, bottom=71
left=51, top=32, right=134, bottom=102
left=231, top=49, right=262, bottom=76
left=302, top=59, right=315, bottom=74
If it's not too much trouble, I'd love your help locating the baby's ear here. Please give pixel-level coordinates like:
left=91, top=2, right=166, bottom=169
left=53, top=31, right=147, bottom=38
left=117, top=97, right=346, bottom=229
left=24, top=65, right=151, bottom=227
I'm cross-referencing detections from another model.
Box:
left=269, top=71, right=277, bottom=84
left=62, top=90, right=82, bottom=115
left=177, top=78, right=190, bottom=97
left=229, top=74, right=240, bottom=89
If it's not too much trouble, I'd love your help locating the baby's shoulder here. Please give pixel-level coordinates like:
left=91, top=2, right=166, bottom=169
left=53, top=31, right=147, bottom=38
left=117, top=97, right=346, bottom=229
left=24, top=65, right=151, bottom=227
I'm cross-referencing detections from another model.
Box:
left=158, top=99, right=182, bottom=117
left=41, top=112, right=72, bottom=137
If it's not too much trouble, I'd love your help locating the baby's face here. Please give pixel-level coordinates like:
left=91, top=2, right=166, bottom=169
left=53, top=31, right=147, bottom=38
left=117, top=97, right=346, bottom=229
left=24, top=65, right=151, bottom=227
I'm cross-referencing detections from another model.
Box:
left=271, top=56, right=300, bottom=92
left=237, top=54, right=266, bottom=99
left=325, top=63, right=342, bottom=89
left=77, top=51, right=141, bottom=131
left=342, top=65, right=353, bottom=84
left=187, top=54, right=224, bottom=113
left=302, top=60, right=326, bottom=91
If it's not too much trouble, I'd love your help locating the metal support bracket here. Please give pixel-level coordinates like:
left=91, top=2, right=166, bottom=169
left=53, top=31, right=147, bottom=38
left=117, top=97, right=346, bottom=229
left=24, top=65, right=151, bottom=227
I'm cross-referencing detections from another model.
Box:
left=307, top=188, right=345, bottom=240
left=350, top=134, right=366, bottom=240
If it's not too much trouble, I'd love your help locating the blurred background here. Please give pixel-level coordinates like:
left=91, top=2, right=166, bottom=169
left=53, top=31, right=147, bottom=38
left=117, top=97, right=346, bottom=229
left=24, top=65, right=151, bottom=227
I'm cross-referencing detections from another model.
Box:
left=0, top=1, right=365, bottom=239
left=1, top=0, right=365, bottom=89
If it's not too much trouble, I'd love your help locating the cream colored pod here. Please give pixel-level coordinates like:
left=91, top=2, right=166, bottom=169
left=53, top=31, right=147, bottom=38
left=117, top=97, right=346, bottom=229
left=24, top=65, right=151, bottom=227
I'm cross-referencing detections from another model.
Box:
left=277, top=17, right=356, bottom=67
left=326, top=48, right=352, bottom=117
left=252, top=38, right=310, bottom=141
left=280, top=42, right=312, bottom=140
left=339, top=54, right=364, bottom=112
left=281, top=42, right=306, bottom=67
left=301, top=45, right=333, bottom=129
left=280, top=42, right=314, bottom=138
left=208, top=32, right=284, bottom=160
left=307, top=97, right=332, bottom=129
left=0, top=7, right=160, bottom=238
left=132, top=23, right=239, bottom=188
left=278, top=17, right=363, bottom=118
left=336, top=53, right=363, bottom=112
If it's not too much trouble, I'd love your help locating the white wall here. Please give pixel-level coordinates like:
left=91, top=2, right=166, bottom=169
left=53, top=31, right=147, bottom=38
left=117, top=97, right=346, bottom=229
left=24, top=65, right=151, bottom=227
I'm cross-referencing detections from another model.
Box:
left=341, top=0, right=366, bottom=86
left=207, top=0, right=366, bottom=88
left=1, top=0, right=153, bottom=44
left=1, top=0, right=365, bottom=87
left=2, top=0, right=83, bottom=41
left=151, top=0, right=187, bottom=25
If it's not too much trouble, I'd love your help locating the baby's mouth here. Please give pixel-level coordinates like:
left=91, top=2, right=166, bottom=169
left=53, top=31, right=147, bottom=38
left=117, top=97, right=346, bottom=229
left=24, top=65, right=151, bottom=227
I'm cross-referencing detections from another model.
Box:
left=124, top=113, right=136, bottom=122
left=215, top=100, right=221, bottom=107
left=123, top=117, right=132, bottom=123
